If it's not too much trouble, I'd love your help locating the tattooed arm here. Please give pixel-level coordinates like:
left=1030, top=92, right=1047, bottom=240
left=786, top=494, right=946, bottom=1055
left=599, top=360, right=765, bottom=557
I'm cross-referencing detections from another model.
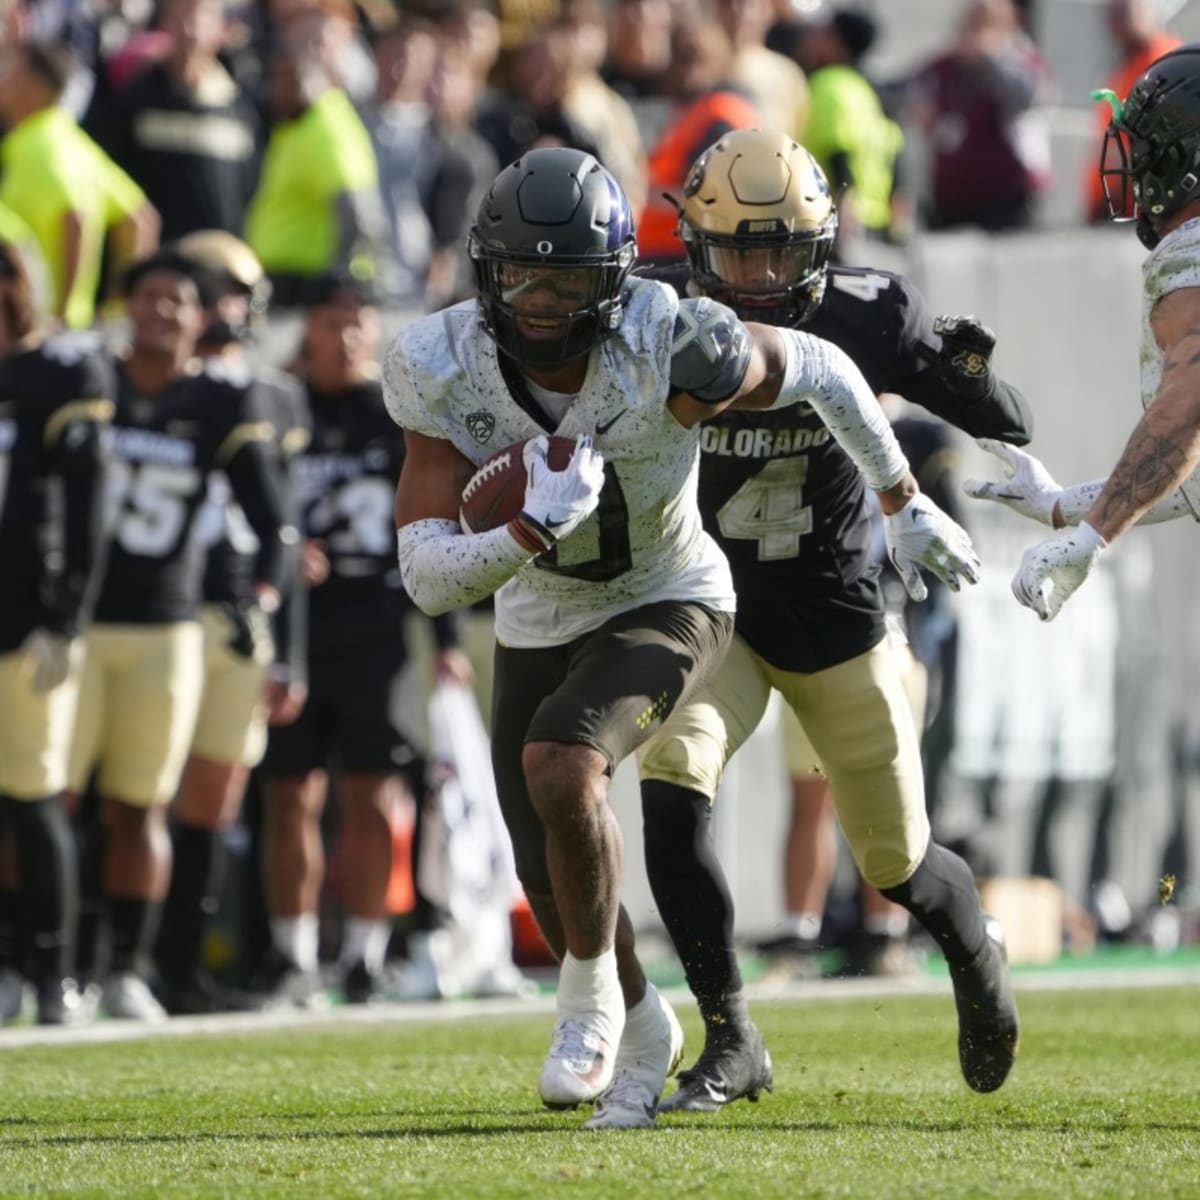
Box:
left=1085, top=288, right=1200, bottom=541
left=1006, top=287, right=1200, bottom=620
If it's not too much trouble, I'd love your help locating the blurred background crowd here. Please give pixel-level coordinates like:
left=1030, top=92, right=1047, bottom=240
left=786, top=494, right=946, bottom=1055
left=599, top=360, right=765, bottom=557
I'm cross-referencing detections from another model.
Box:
left=2, top=0, right=1200, bottom=1026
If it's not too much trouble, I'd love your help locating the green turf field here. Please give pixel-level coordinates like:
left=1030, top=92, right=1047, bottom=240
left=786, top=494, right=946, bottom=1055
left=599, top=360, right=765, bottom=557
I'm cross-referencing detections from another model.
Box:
left=1, top=985, right=1198, bottom=1198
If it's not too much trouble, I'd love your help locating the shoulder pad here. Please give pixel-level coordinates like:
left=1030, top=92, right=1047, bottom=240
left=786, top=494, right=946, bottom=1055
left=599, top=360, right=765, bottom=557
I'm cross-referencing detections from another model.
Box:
left=669, top=298, right=752, bottom=404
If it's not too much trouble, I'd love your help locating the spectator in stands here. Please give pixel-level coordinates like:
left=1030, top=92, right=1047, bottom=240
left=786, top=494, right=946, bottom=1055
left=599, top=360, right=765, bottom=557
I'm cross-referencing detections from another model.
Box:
left=911, top=0, right=1052, bottom=233
left=88, top=0, right=263, bottom=241
left=0, top=40, right=159, bottom=328
left=245, top=13, right=384, bottom=308
left=600, top=0, right=673, bottom=149
left=637, top=18, right=761, bottom=264
left=475, top=26, right=602, bottom=169
left=558, top=0, right=649, bottom=220
left=799, top=7, right=905, bottom=244
left=1085, top=0, right=1181, bottom=223
left=716, top=0, right=808, bottom=141
left=368, top=18, right=442, bottom=306
left=422, top=37, right=499, bottom=309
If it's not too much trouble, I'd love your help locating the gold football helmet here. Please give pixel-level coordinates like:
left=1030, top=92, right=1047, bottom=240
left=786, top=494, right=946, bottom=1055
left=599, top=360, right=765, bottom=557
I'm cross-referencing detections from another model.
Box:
left=678, top=128, right=837, bottom=324
left=175, top=229, right=270, bottom=328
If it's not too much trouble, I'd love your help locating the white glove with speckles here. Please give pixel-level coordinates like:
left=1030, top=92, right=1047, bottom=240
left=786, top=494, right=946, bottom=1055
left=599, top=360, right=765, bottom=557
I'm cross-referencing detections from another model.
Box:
left=963, top=438, right=1062, bottom=526
left=1011, top=522, right=1107, bottom=621
left=884, top=493, right=981, bottom=602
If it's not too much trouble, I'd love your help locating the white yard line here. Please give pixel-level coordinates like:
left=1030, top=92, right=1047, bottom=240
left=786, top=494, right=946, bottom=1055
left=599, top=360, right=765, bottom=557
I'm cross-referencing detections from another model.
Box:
left=1, top=964, right=1198, bottom=1051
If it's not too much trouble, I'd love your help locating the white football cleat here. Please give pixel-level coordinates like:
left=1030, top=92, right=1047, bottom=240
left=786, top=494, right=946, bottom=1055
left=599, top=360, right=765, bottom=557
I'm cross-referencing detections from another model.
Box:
left=100, top=971, right=168, bottom=1022
left=585, top=988, right=685, bottom=1130
left=539, top=1010, right=621, bottom=1109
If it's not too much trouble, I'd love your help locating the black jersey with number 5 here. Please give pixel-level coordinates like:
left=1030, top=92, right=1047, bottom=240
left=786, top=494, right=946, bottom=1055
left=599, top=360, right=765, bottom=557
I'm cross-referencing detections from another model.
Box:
left=94, top=359, right=284, bottom=624
left=646, top=262, right=1030, bottom=673
left=0, top=336, right=114, bottom=652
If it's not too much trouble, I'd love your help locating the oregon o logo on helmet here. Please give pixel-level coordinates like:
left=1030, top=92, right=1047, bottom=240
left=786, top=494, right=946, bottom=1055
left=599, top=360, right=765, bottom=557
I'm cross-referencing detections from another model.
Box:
left=537, top=240, right=553, bottom=254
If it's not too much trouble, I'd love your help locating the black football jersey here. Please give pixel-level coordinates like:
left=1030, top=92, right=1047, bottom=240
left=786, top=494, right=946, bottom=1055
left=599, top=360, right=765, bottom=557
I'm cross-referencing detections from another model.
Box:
left=294, top=380, right=407, bottom=609
left=0, top=335, right=114, bottom=652
left=645, top=263, right=1024, bottom=672
left=202, top=368, right=310, bottom=607
left=94, top=358, right=278, bottom=624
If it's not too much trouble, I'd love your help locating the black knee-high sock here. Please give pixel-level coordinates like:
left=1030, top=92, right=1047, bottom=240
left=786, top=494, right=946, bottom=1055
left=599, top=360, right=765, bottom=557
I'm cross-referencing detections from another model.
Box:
left=880, top=841, right=987, bottom=967
left=73, top=793, right=106, bottom=985
left=642, top=780, right=748, bottom=1031
left=108, top=897, right=159, bottom=976
left=9, top=795, right=76, bottom=983
left=157, top=823, right=223, bottom=986
left=0, top=797, right=19, bottom=972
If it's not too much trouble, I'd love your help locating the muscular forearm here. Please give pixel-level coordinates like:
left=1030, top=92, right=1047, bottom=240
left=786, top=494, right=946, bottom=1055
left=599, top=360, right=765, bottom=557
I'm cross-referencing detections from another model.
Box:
left=397, top=518, right=532, bottom=615
left=1084, top=390, right=1200, bottom=540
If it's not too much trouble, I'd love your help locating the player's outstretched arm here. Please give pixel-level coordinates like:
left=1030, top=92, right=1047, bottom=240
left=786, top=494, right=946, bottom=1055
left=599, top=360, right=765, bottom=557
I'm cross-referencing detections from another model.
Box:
left=1006, top=288, right=1200, bottom=621
left=964, top=438, right=1194, bottom=528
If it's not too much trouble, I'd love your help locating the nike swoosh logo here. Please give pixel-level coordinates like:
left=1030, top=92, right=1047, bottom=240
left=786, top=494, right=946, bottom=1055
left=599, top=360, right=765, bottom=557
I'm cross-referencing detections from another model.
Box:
left=544, top=516, right=570, bottom=529
left=596, top=409, right=627, bottom=435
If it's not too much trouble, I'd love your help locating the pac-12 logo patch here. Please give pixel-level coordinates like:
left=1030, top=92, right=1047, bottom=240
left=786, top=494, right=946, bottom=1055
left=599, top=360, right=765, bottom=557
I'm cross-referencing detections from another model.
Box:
left=466, top=411, right=495, bottom=444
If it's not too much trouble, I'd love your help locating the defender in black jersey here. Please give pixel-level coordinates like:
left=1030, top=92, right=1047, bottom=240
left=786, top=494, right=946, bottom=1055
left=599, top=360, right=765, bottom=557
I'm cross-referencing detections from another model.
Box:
left=152, top=232, right=311, bottom=1015
left=0, top=239, right=112, bottom=1025
left=257, top=275, right=467, bottom=1007
left=638, top=129, right=1027, bottom=1108
left=67, top=252, right=289, bottom=1021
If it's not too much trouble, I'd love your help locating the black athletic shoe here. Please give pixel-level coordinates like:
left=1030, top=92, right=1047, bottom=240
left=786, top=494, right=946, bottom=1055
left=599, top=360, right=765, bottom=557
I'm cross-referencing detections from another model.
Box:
left=836, top=932, right=921, bottom=980
left=36, top=977, right=88, bottom=1026
left=657, top=1023, right=774, bottom=1112
left=341, top=960, right=382, bottom=1005
left=157, top=970, right=264, bottom=1016
left=756, top=934, right=824, bottom=982
left=949, top=918, right=1020, bottom=1093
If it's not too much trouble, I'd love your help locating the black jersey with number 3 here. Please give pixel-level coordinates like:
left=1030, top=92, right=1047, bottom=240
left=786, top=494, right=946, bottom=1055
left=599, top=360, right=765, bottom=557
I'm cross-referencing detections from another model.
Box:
left=0, top=336, right=113, bottom=652
left=294, top=380, right=407, bottom=610
left=95, top=359, right=282, bottom=624
left=648, top=262, right=1031, bottom=673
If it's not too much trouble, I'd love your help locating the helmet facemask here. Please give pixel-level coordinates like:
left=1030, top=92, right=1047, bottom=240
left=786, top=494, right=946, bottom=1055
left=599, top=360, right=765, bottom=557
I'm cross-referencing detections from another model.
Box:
left=678, top=128, right=837, bottom=326
left=470, top=236, right=635, bottom=367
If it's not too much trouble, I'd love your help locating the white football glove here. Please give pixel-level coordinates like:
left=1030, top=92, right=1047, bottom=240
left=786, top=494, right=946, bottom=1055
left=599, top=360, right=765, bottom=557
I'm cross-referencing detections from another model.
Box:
left=963, top=438, right=1062, bottom=526
left=1010, top=521, right=1106, bottom=621
left=884, top=492, right=981, bottom=602
left=519, top=434, right=605, bottom=545
left=20, top=628, right=75, bottom=693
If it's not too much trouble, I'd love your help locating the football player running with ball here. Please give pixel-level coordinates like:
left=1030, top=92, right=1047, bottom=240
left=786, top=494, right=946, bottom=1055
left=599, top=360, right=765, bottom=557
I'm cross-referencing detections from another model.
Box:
left=635, top=128, right=1029, bottom=1112
left=969, top=46, right=1200, bottom=619
left=385, top=146, right=979, bottom=1128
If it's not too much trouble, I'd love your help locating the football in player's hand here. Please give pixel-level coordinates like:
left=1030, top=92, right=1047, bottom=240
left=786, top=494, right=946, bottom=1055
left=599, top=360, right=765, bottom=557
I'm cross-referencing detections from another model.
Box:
left=459, top=435, right=577, bottom=533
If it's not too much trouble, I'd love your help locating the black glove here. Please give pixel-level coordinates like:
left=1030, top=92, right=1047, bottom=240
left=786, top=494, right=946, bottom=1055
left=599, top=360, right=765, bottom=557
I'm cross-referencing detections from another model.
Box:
left=932, top=314, right=996, bottom=400
left=220, top=599, right=273, bottom=662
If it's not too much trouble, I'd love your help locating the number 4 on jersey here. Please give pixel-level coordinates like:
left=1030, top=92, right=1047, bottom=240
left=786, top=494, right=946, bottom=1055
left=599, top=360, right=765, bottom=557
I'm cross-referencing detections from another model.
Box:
left=716, top=457, right=813, bottom=561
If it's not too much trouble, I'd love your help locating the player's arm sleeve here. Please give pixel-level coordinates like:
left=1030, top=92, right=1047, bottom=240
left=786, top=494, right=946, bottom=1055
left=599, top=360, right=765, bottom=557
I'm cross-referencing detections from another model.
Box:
left=219, top=424, right=293, bottom=595
left=397, top=520, right=534, bottom=616
left=42, top=374, right=115, bottom=637
left=771, top=327, right=909, bottom=491
left=891, top=280, right=1034, bottom=444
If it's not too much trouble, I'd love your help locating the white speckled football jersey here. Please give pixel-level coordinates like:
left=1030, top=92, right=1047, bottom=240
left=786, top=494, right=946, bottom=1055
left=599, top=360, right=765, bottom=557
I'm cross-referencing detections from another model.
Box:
left=383, top=276, right=736, bottom=646
left=1141, top=215, right=1200, bottom=519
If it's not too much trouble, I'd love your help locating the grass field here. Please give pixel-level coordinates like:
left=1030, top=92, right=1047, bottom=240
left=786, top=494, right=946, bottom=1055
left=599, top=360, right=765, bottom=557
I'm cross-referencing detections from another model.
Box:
left=2, top=982, right=1199, bottom=1198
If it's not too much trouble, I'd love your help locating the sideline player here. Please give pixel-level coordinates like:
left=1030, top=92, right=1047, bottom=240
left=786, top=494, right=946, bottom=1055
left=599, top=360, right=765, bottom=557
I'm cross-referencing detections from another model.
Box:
left=635, top=129, right=1027, bottom=1110
left=151, top=231, right=310, bottom=1014
left=970, top=47, right=1200, bottom=619
left=68, top=251, right=290, bottom=1020
left=256, top=273, right=467, bottom=1008
left=384, top=147, right=980, bottom=1128
left=0, top=239, right=112, bottom=1025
